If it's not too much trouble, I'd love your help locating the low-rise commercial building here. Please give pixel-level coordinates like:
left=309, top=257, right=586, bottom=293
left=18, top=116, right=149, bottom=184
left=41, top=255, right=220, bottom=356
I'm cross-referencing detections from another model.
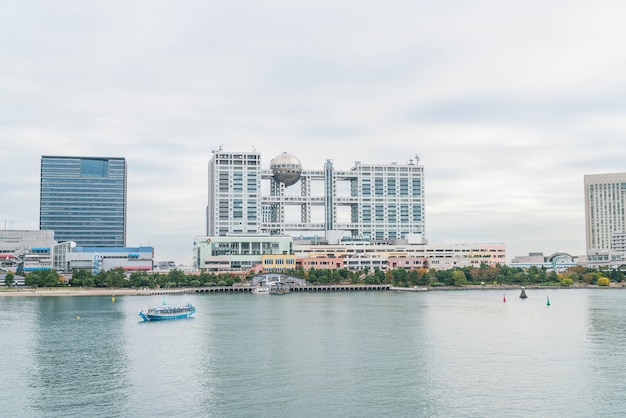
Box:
left=509, top=252, right=578, bottom=270
left=0, top=229, right=154, bottom=274
left=194, top=234, right=505, bottom=274
left=62, top=246, right=154, bottom=273
left=193, top=235, right=293, bottom=272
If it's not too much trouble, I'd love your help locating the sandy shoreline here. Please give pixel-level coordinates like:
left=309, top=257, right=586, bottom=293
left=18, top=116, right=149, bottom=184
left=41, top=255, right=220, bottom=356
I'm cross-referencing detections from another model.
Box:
left=0, top=288, right=162, bottom=297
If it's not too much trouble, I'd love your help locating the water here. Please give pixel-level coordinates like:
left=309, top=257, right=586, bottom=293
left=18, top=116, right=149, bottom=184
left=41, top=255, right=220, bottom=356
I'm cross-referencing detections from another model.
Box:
left=2, top=289, right=626, bottom=417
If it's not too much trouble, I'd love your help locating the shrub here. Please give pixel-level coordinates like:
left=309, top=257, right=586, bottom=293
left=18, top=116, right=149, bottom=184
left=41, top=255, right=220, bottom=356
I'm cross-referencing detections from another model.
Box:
left=597, top=277, right=610, bottom=286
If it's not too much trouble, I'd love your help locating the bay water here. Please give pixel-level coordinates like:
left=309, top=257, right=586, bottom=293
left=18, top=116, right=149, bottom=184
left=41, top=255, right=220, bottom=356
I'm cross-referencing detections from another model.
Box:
left=2, top=288, right=626, bottom=417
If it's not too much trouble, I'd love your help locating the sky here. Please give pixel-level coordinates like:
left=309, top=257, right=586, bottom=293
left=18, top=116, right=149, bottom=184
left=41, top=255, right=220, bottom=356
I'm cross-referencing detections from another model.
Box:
left=2, top=0, right=626, bottom=265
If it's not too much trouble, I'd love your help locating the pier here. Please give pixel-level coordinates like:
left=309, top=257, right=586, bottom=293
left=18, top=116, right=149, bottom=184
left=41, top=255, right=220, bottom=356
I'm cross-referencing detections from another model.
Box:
left=144, top=284, right=393, bottom=295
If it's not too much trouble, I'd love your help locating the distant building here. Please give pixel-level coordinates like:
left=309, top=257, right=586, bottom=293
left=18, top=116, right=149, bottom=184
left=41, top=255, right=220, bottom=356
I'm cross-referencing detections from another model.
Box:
left=261, top=254, right=297, bottom=273
left=201, top=149, right=505, bottom=274
left=298, top=256, right=345, bottom=271
left=387, top=256, right=428, bottom=270
left=509, top=252, right=577, bottom=270
left=206, top=148, right=425, bottom=242
left=0, top=229, right=56, bottom=272
left=194, top=233, right=505, bottom=273
left=193, top=235, right=293, bottom=273
left=584, top=173, right=626, bottom=254
left=0, top=229, right=153, bottom=274
left=60, top=246, right=154, bottom=274
left=40, top=155, right=127, bottom=247
left=0, top=273, right=25, bottom=286
left=153, top=261, right=178, bottom=271
left=293, top=241, right=505, bottom=271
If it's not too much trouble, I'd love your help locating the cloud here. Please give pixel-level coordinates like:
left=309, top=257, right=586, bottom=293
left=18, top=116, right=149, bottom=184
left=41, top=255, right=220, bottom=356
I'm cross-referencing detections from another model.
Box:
left=2, top=0, right=626, bottom=263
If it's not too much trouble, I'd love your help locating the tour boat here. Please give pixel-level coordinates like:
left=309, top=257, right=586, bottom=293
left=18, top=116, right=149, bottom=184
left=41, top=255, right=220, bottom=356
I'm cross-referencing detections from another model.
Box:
left=138, top=303, right=196, bottom=321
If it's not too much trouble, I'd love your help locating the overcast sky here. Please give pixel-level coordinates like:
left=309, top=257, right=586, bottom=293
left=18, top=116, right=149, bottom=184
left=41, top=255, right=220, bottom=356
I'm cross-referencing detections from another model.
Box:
left=2, top=1, right=626, bottom=264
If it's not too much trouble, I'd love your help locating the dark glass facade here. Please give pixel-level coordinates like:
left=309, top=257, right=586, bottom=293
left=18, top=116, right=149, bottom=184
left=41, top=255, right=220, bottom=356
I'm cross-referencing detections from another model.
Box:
left=40, top=156, right=127, bottom=247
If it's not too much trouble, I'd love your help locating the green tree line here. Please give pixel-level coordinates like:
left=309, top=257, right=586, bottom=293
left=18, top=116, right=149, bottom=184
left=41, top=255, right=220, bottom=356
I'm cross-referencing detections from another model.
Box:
left=23, top=268, right=245, bottom=289
left=17, top=264, right=624, bottom=289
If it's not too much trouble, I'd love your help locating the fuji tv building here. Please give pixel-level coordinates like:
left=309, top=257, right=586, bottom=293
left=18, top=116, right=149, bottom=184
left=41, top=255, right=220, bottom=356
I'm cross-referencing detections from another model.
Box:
left=196, top=148, right=505, bottom=273
left=206, top=148, right=425, bottom=241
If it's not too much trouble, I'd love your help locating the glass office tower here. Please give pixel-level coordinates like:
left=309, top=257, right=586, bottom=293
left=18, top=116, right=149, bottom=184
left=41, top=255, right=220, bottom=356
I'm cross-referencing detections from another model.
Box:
left=40, top=156, right=127, bottom=247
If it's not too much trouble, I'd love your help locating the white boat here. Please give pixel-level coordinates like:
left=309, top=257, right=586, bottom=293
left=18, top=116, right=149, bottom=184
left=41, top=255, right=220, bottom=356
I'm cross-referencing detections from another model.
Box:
left=252, top=287, right=270, bottom=295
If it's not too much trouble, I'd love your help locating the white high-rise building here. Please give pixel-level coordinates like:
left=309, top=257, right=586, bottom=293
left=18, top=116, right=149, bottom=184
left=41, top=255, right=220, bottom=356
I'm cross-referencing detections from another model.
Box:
left=206, top=148, right=425, bottom=242
left=584, top=172, right=626, bottom=253
left=207, top=149, right=262, bottom=236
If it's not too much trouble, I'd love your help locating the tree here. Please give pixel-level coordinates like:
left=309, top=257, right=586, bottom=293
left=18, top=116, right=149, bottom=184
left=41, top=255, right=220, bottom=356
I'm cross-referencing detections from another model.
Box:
left=4, top=272, right=14, bottom=287
left=129, top=271, right=149, bottom=288
left=392, top=268, right=408, bottom=286
left=71, top=269, right=93, bottom=287
left=25, top=270, right=60, bottom=288
left=597, top=277, right=610, bottom=286
left=374, top=269, right=385, bottom=283
left=43, top=270, right=61, bottom=287
left=364, top=274, right=380, bottom=284
left=451, top=270, right=467, bottom=286
left=608, top=269, right=624, bottom=283
left=94, top=271, right=107, bottom=287
left=435, top=269, right=453, bottom=286
left=105, top=268, right=126, bottom=287
left=167, top=269, right=188, bottom=287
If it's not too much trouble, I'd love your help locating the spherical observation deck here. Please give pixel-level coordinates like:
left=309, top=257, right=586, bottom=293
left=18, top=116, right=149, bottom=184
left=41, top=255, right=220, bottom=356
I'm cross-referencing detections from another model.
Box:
left=270, top=152, right=302, bottom=186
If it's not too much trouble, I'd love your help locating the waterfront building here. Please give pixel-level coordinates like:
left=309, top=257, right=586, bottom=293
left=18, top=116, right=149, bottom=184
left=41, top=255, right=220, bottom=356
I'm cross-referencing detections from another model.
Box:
left=0, top=229, right=56, bottom=272
left=292, top=240, right=506, bottom=271
left=261, top=253, right=297, bottom=273
left=207, top=148, right=425, bottom=242
left=0, top=273, right=25, bottom=286
left=60, top=246, right=154, bottom=273
left=40, top=155, right=127, bottom=247
left=387, top=256, right=428, bottom=270
left=509, top=252, right=578, bottom=271
left=193, top=235, right=293, bottom=272
left=298, top=256, right=345, bottom=271
left=207, top=149, right=262, bottom=236
left=201, top=148, right=504, bottom=274
left=342, top=252, right=389, bottom=271
left=194, top=233, right=505, bottom=273
left=0, top=229, right=153, bottom=274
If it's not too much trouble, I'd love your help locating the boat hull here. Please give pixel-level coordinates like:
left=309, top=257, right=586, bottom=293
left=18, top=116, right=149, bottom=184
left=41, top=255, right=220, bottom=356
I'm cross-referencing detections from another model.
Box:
left=138, top=304, right=196, bottom=322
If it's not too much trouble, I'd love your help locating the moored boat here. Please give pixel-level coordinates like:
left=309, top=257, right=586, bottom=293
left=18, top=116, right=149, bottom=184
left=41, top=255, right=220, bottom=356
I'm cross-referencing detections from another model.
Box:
left=138, top=303, right=196, bottom=321
left=252, top=287, right=270, bottom=295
